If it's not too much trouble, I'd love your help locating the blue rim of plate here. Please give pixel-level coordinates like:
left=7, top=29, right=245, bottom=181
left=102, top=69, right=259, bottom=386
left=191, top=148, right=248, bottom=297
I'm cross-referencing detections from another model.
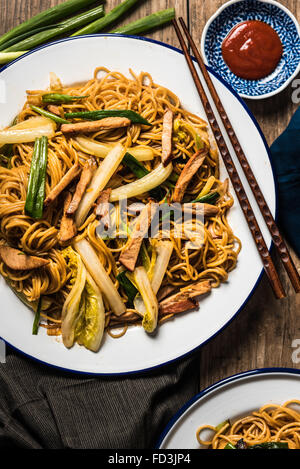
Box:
left=156, top=367, right=300, bottom=448
left=0, top=34, right=278, bottom=376
left=201, top=0, right=300, bottom=100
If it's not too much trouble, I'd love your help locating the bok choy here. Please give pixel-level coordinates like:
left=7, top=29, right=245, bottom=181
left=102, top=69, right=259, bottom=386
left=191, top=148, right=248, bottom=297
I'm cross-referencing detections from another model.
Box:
left=75, top=136, right=154, bottom=162
left=61, top=247, right=87, bottom=348
left=134, top=241, right=173, bottom=316
left=133, top=266, right=158, bottom=333
left=74, top=239, right=126, bottom=316
left=75, top=273, right=105, bottom=352
left=0, top=116, right=56, bottom=145
left=75, top=143, right=125, bottom=227
left=110, top=163, right=173, bottom=202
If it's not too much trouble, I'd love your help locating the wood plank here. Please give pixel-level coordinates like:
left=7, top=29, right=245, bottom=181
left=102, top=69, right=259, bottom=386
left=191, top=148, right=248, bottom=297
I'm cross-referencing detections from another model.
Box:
left=189, top=0, right=300, bottom=388
left=1, top=0, right=300, bottom=397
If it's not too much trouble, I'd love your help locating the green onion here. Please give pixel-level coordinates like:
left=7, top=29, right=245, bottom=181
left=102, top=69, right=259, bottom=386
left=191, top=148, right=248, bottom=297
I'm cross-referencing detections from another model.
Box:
left=4, top=4, right=105, bottom=53
left=224, top=443, right=236, bottom=450
left=25, top=138, right=42, bottom=215
left=0, top=51, right=27, bottom=64
left=30, top=105, right=69, bottom=125
left=25, top=136, right=48, bottom=219
left=123, top=152, right=149, bottom=179
left=65, top=109, right=151, bottom=126
left=192, top=192, right=220, bottom=205
left=72, top=0, right=139, bottom=37
left=0, top=0, right=97, bottom=49
left=42, top=93, right=89, bottom=104
left=116, top=271, right=138, bottom=308
left=32, top=136, right=48, bottom=219
left=122, top=152, right=165, bottom=201
left=215, top=420, right=230, bottom=433
left=32, top=296, right=42, bottom=335
left=0, top=25, right=60, bottom=52
left=250, top=442, right=289, bottom=450
left=111, top=8, right=176, bottom=35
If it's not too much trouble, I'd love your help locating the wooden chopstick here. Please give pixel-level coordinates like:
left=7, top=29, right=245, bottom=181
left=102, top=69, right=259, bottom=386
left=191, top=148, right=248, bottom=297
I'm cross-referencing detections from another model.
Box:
left=172, top=18, right=286, bottom=300
left=178, top=17, right=300, bottom=295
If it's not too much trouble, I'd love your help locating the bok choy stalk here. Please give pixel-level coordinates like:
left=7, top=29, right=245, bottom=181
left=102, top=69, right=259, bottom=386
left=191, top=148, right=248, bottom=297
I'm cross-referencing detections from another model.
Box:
left=61, top=247, right=87, bottom=348
left=74, top=239, right=126, bottom=316
left=32, top=296, right=42, bottom=335
left=3, top=4, right=105, bottom=52
left=75, top=273, right=105, bottom=352
left=110, top=163, right=173, bottom=202
left=0, top=0, right=97, bottom=49
left=133, top=266, right=158, bottom=333
left=0, top=116, right=56, bottom=145
left=75, top=143, right=125, bottom=227
left=111, top=8, right=176, bottom=35
left=75, top=136, right=154, bottom=162
left=134, top=241, right=173, bottom=316
left=72, top=0, right=139, bottom=37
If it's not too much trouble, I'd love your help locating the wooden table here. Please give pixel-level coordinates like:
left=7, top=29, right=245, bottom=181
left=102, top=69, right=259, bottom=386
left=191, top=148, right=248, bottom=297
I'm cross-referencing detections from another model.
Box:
left=1, top=0, right=300, bottom=390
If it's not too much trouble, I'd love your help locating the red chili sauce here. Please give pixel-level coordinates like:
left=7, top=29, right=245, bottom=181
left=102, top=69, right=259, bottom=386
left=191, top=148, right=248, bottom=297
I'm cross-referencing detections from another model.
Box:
left=222, top=20, right=283, bottom=80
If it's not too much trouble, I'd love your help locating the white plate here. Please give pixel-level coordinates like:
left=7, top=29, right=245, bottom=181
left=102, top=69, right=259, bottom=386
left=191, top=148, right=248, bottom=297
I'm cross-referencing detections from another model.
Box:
left=0, top=35, right=276, bottom=375
left=158, top=368, right=300, bottom=448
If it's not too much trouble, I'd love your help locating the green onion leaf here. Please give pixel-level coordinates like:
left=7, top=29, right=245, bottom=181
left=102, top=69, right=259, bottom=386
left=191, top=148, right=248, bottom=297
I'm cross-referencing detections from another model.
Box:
left=65, top=109, right=151, bottom=126
left=32, top=296, right=42, bottom=335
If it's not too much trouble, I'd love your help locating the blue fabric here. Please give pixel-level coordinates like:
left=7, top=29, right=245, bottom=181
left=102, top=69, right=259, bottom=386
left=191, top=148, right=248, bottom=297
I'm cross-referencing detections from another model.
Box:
left=270, top=107, right=300, bottom=258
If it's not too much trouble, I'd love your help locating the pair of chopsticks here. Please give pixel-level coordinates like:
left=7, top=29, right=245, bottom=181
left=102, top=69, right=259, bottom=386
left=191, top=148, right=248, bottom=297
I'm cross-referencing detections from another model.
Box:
left=172, top=18, right=300, bottom=299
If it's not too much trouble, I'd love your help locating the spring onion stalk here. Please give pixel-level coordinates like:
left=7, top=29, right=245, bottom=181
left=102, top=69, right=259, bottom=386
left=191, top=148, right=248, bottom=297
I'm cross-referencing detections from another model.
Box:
left=72, top=0, right=139, bottom=37
left=75, top=136, right=154, bottom=161
left=30, top=105, right=69, bottom=125
left=32, top=136, right=48, bottom=219
left=192, top=192, right=219, bottom=205
left=0, top=0, right=97, bottom=49
left=0, top=117, right=55, bottom=145
left=42, top=93, right=89, bottom=104
left=123, top=152, right=164, bottom=200
left=116, top=271, right=138, bottom=308
left=76, top=143, right=125, bottom=227
left=75, top=239, right=126, bottom=316
left=25, top=138, right=41, bottom=215
left=4, top=4, right=105, bottom=52
left=32, top=296, right=42, bottom=335
left=110, top=162, right=172, bottom=202
left=61, top=248, right=87, bottom=348
left=134, top=241, right=173, bottom=316
left=65, top=109, right=151, bottom=126
left=133, top=266, right=158, bottom=333
left=25, top=136, right=48, bottom=219
left=111, top=8, right=175, bottom=35
left=0, top=25, right=59, bottom=52
left=0, top=51, right=27, bottom=64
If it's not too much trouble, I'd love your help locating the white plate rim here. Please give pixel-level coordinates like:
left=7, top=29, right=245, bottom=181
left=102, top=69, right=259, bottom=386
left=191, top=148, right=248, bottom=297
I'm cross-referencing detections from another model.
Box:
left=157, top=367, right=300, bottom=448
left=0, top=34, right=278, bottom=376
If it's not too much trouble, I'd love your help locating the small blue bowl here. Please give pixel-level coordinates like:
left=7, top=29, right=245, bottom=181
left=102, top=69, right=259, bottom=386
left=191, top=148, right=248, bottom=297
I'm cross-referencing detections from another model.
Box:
left=201, top=0, right=300, bottom=99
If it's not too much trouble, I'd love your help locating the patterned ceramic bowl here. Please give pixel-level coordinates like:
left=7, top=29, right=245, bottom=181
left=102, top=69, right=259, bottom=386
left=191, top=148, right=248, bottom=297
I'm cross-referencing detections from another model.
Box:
left=201, top=0, right=300, bottom=100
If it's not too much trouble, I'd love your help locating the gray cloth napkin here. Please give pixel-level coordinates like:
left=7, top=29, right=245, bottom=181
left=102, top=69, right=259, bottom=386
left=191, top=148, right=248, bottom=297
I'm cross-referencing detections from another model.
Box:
left=0, top=346, right=198, bottom=449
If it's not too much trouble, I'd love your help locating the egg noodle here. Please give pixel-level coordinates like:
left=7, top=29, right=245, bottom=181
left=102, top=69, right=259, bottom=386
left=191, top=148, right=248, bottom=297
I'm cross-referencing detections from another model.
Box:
left=0, top=68, right=241, bottom=345
left=196, top=400, right=300, bottom=449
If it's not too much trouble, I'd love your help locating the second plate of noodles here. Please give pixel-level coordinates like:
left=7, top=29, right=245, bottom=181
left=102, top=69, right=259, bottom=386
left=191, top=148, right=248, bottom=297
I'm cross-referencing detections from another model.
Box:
left=0, top=35, right=276, bottom=374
